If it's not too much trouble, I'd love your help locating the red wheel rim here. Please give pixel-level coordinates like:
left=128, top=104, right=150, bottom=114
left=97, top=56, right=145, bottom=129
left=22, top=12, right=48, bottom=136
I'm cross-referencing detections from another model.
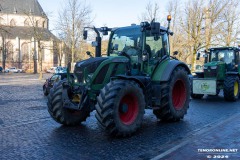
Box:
left=172, top=79, right=186, bottom=110
left=119, top=94, right=139, bottom=125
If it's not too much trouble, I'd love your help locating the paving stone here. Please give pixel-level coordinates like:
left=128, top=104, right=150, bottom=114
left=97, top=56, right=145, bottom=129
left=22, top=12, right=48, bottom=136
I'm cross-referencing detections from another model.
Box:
left=0, top=73, right=239, bottom=160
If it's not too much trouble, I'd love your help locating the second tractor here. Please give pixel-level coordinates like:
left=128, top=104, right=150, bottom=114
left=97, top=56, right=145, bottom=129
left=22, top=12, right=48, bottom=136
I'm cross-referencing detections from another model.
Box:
left=192, top=47, right=240, bottom=101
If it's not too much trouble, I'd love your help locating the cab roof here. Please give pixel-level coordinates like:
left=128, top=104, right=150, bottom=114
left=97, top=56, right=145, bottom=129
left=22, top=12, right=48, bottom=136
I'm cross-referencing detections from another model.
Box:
left=209, top=47, right=240, bottom=51
left=112, top=25, right=171, bottom=33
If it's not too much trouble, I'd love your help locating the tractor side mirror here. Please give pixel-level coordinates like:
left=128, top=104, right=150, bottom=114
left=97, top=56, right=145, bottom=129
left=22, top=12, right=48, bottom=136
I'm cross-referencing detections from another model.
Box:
left=83, top=30, right=88, bottom=40
left=86, top=51, right=93, bottom=58
left=151, top=22, right=160, bottom=35
left=173, top=51, right=178, bottom=56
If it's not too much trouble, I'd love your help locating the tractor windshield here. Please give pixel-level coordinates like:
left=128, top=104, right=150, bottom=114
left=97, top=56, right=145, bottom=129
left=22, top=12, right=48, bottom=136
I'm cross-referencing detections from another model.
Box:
left=210, top=49, right=234, bottom=64
left=108, top=26, right=142, bottom=56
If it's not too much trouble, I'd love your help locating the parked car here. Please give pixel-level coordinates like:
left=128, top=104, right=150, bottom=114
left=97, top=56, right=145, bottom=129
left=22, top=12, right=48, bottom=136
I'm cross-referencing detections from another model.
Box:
left=0, top=66, right=3, bottom=73
left=43, top=73, right=73, bottom=96
left=46, top=66, right=67, bottom=73
left=59, top=67, right=67, bottom=73
left=5, top=67, right=23, bottom=73
left=46, top=67, right=57, bottom=73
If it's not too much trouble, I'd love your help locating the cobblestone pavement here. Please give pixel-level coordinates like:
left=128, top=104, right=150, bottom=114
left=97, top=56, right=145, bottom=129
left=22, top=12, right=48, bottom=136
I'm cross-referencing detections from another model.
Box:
left=0, top=73, right=239, bottom=160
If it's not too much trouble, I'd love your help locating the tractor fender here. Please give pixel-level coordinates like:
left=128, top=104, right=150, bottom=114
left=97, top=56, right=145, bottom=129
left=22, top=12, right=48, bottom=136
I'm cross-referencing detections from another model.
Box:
left=152, top=59, right=191, bottom=82
left=112, top=75, right=151, bottom=89
left=112, top=75, right=152, bottom=107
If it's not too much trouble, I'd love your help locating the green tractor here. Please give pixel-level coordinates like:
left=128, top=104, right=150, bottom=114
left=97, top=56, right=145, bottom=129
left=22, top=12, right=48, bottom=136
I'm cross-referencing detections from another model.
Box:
left=47, top=16, right=191, bottom=137
left=192, top=47, right=240, bottom=101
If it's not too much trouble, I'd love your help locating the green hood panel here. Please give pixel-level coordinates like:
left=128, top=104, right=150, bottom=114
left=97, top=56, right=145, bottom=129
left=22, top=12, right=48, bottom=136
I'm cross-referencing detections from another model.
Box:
left=204, top=61, right=225, bottom=67
left=204, top=62, right=226, bottom=80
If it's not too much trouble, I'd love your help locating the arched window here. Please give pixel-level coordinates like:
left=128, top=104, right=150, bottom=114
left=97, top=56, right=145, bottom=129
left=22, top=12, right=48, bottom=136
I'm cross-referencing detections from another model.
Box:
left=36, top=20, right=39, bottom=27
left=24, top=19, right=30, bottom=26
left=10, top=19, right=16, bottom=26
left=21, top=42, right=29, bottom=62
left=0, top=17, right=4, bottom=25
left=6, top=42, right=14, bottom=62
left=42, top=21, right=45, bottom=28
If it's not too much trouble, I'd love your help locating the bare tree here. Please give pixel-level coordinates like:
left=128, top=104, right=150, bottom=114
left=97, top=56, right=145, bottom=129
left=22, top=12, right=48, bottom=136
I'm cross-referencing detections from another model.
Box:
left=142, top=0, right=240, bottom=68
left=167, top=0, right=184, bottom=57
left=180, top=0, right=205, bottom=71
left=57, top=41, right=65, bottom=66
left=204, top=0, right=229, bottom=50
left=57, top=0, right=93, bottom=68
left=139, top=1, right=160, bottom=22
left=216, top=0, right=240, bottom=46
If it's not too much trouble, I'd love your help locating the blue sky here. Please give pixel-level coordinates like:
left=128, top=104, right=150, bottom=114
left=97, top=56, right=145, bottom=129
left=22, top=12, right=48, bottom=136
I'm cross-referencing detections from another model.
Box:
left=38, top=0, right=169, bottom=33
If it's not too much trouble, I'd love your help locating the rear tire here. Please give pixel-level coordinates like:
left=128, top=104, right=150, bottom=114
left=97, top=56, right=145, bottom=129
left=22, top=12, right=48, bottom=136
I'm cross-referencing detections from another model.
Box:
left=95, top=80, right=145, bottom=137
left=47, top=80, right=90, bottom=125
left=224, top=76, right=239, bottom=101
left=153, top=66, right=190, bottom=122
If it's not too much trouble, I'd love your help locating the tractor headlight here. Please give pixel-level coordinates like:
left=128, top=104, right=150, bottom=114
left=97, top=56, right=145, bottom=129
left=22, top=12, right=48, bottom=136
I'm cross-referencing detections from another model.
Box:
left=211, top=66, right=217, bottom=69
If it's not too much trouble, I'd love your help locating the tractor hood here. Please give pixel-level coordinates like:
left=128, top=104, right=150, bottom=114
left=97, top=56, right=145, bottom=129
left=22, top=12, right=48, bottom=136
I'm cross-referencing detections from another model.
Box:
left=203, top=61, right=226, bottom=80
left=204, top=61, right=225, bottom=67
left=74, top=56, right=129, bottom=83
left=74, top=57, right=108, bottom=83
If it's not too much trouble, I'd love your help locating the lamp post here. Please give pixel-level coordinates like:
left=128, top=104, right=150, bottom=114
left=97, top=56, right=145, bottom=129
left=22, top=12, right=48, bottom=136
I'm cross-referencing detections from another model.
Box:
left=32, top=37, right=37, bottom=74
left=39, top=45, right=43, bottom=80
left=16, top=37, right=21, bottom=69
left=1, top=36, right=6, bottom=70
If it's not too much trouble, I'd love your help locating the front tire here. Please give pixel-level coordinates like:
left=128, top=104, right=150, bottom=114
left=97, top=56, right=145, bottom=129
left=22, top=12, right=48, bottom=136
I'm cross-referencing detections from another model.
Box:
left=95, top=80, right=145, bottom=137
left=43, top=86, right=48, bottom=96
left=224, top=76, right=239, bottom=101
left=47, top=80, right=90, bottom=125
left=153, top=66, right=190, bottom=122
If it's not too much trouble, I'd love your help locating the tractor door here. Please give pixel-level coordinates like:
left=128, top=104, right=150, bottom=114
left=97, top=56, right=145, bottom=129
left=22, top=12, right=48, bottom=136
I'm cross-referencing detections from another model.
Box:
left=236, top=50, right=240, bottom=73
left=143, top=33, right=169, bottom=75
left=225, top=50, right=236, bottom=71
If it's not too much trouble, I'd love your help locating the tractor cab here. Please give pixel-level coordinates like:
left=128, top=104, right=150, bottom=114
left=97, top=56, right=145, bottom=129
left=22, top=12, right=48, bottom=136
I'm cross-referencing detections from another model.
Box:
left=208, top=47, right=239, bottom=69
left=107, top=24, right=171, bottom=75
left=203, top=47, right=240, bottom=79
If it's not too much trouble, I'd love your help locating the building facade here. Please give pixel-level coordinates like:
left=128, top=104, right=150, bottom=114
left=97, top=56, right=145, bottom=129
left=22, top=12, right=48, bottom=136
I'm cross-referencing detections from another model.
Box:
left=0, top=0, right=65, bottom=72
